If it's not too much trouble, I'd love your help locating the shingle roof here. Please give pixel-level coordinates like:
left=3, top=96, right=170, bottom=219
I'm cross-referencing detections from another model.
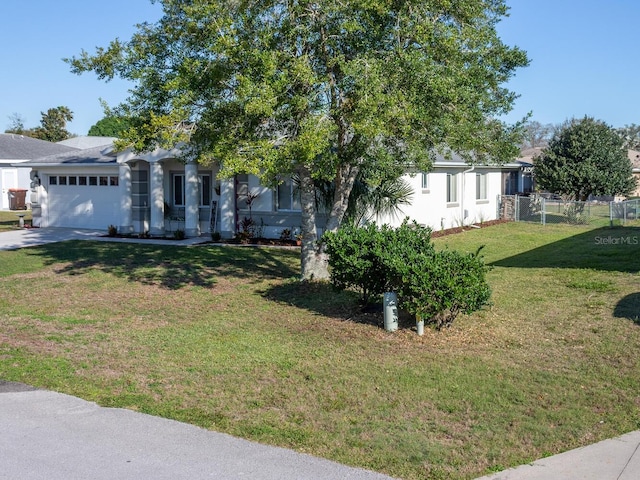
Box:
left=21, top=144, right=117, bottom=167
left=0, top=133, right=78, bottom=160
left=57, top=136, right=116, bottom=149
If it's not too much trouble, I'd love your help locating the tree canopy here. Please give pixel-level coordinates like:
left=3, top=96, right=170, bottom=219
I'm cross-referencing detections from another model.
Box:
left=31, top=106, right=74, bottom=142
left=67, top=0, right=528, bottom=279
left=535, top=117, right=636, bottom=201
left=88, top=115, right=132, bottom=137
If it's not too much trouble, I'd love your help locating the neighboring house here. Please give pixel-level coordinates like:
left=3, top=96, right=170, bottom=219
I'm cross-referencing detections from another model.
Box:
left=19, top=137, right=527, bottom=236
left=629, top=149, right=640, bottom=198
left=0, top=133, right=77, bottom=210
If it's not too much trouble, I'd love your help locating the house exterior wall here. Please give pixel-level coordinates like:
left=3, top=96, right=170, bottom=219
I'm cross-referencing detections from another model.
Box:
left=376, top=167, right=503, bottom=231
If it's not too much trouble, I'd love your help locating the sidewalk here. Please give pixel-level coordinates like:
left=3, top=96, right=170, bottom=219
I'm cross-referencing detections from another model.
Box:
left=475, top=431, right=640, bottom=479
left=0, top=227, right=209, bottom=251
left=0, top=383, right=394, bottom=480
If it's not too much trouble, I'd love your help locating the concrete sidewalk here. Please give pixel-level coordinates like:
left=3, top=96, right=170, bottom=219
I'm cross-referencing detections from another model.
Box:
left=0, top=227, right=209, bottom=251
left=475, top=431, right=640, bottom=480
left=0, top=383, right=395, bottom=480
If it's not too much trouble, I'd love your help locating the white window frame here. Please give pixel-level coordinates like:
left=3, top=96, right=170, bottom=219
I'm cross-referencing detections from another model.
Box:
left=421, top=172, right=429, bottom=192
left=476, top=172, right=487, bottom=201
left=446, top=173, right=458, bottom=204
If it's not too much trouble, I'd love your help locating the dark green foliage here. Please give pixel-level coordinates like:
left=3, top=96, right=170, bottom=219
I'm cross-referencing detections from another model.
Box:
left=88, top=115, right=132, bottom=137
left=535, top=117, right=637, bottom=201
left=324, top=221, right=491, bottom=328
left=394, top=247, right=491, bottom=329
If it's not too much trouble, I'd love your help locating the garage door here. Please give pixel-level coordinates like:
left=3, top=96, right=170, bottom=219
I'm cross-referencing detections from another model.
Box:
left=46, top=174, right=120, bottom=229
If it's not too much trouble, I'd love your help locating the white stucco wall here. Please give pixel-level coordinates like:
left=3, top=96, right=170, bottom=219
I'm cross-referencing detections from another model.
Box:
left=376, top=167, right=503, bottom=231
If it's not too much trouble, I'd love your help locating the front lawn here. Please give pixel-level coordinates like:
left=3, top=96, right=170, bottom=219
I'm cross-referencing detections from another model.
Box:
left=0, top=222, right=639, bottom=479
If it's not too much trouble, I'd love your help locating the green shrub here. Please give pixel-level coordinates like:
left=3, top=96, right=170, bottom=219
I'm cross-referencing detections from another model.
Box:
left=107, top=225, right=118, bottom=237
left=174, top=229, right=186, bottom=240
left=324, top=219, right=433, bottom=304
left=395, top=247, right=491, bottom=329
left=324, top=220, right=491, bottom=329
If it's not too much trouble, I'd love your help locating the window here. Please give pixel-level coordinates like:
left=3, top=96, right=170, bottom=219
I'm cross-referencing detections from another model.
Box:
left=99, top=176, right=109, bottom=186
left=277, top=177, right=301, bottom=211
left=172, top=173, right=211, bottom=206
left=79, top=176, right=87, bottom=186
left=476, top=173, right=487, bottom=200
left=89, top=176, right=98, bottom=186
left=421, top=173, right=429, bottom=191
left=446, top=173, right=458, bottom=203
left=68, top=176, right=77, bottom=186
left=58, top=176, right=67, bottom=186
left=110, top=176, right=119, bottom=186
left=49, top=176, right=57, bottom=185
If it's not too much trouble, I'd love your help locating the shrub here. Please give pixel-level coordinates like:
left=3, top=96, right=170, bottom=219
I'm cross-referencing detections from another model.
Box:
left=173, top=228, right=186, bottom=240
left=324, top=219, right=491, bottom=329
left=324, top=219, right=433, bottom=304
left=107, top=225, right=118, bottom=237
left=211, top=231, right=221, bottom=242
left=395, top=247, right=491, bottom=329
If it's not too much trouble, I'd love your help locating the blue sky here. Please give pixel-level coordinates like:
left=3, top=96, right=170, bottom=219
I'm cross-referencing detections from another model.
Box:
left=1, top=1, right=638, bottom=136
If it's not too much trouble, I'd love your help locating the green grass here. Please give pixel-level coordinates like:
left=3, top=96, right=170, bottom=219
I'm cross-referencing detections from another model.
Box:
left=1, top=222, right=640, bottom=479
left=0, top=210, right=32, bottom=232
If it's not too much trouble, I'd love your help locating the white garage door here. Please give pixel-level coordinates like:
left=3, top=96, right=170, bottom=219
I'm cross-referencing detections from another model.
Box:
left=46, top=174, right=120, bottom=229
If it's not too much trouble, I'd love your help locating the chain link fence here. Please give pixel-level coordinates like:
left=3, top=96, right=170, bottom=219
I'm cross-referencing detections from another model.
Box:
left=498, top=195, right=638, bottom=227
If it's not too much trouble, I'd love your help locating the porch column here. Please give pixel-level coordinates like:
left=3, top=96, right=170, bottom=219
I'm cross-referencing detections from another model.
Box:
left=219, top=178, right=235, bottom=239
left=149, top=161, right=165, bottom=236
left=118, top=163, right=133, bottom=234
left=184, top=161, right=200, bottom=237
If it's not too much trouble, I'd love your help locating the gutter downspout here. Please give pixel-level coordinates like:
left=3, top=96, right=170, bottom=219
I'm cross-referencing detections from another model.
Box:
left=461, top=165, right=475, bottom=226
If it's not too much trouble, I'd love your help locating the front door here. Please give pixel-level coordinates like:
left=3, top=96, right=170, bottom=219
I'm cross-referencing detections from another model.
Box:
left=1, top=168, right=18, bottom=210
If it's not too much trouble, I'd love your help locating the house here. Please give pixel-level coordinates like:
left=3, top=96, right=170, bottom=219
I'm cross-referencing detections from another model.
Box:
left=0, top=134, right=77, bottom=210
left=375, top=152, right=528, bottom=231
left=19, top=137, right=527, bottom=236
left=629, top=149, right=640, bottom=198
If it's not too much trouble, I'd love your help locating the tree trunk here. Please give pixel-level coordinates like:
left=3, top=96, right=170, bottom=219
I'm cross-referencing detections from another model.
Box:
left=299, top=165, right=328, bottom=281
left=299, top=162, right=360, bottom=281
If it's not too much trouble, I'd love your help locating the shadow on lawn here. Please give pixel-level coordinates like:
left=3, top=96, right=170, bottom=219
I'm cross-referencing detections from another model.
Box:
left=29, top=241, right=300, bottom=290
left=261, top=281, right=419, bottom=330
left=490, top=226, right=640, bottom=272
left=614, top=293, right=640, bottom=325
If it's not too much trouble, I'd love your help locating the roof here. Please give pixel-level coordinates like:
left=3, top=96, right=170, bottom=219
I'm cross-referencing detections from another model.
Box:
left=21, top=144, right=118, bottom=167
left=57, top=136, right=116, bottom=149
left=0, top=133, right=78, bottom=161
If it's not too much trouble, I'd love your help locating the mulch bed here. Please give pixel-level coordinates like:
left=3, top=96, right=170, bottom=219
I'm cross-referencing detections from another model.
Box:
left=430, top=219, right=511, bottom=238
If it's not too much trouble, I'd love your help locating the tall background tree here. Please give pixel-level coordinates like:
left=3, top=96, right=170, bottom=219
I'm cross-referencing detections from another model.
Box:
left=520, top=120, right=553, bottom=149
left=67, top=0, right=528, bottom=279
left=88, top=115, right=132, bottom=137
left=617, top=124, right=640, bottom=150
left=31, top=106, right=74, bottom=142
left=535, top=116, right=636, bottom=201
left=4, top=113, right=26, bottom=134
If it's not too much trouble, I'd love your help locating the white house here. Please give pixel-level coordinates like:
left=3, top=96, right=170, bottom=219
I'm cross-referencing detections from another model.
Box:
left=19, top=137, right=529, bottom=237
left=375, top=153, right=532, bottom=231
left=0, top=134, right=78, bottom=211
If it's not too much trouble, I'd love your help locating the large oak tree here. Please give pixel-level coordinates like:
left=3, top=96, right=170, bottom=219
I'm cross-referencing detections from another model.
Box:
left=67, top=0, right=528, bottom=279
